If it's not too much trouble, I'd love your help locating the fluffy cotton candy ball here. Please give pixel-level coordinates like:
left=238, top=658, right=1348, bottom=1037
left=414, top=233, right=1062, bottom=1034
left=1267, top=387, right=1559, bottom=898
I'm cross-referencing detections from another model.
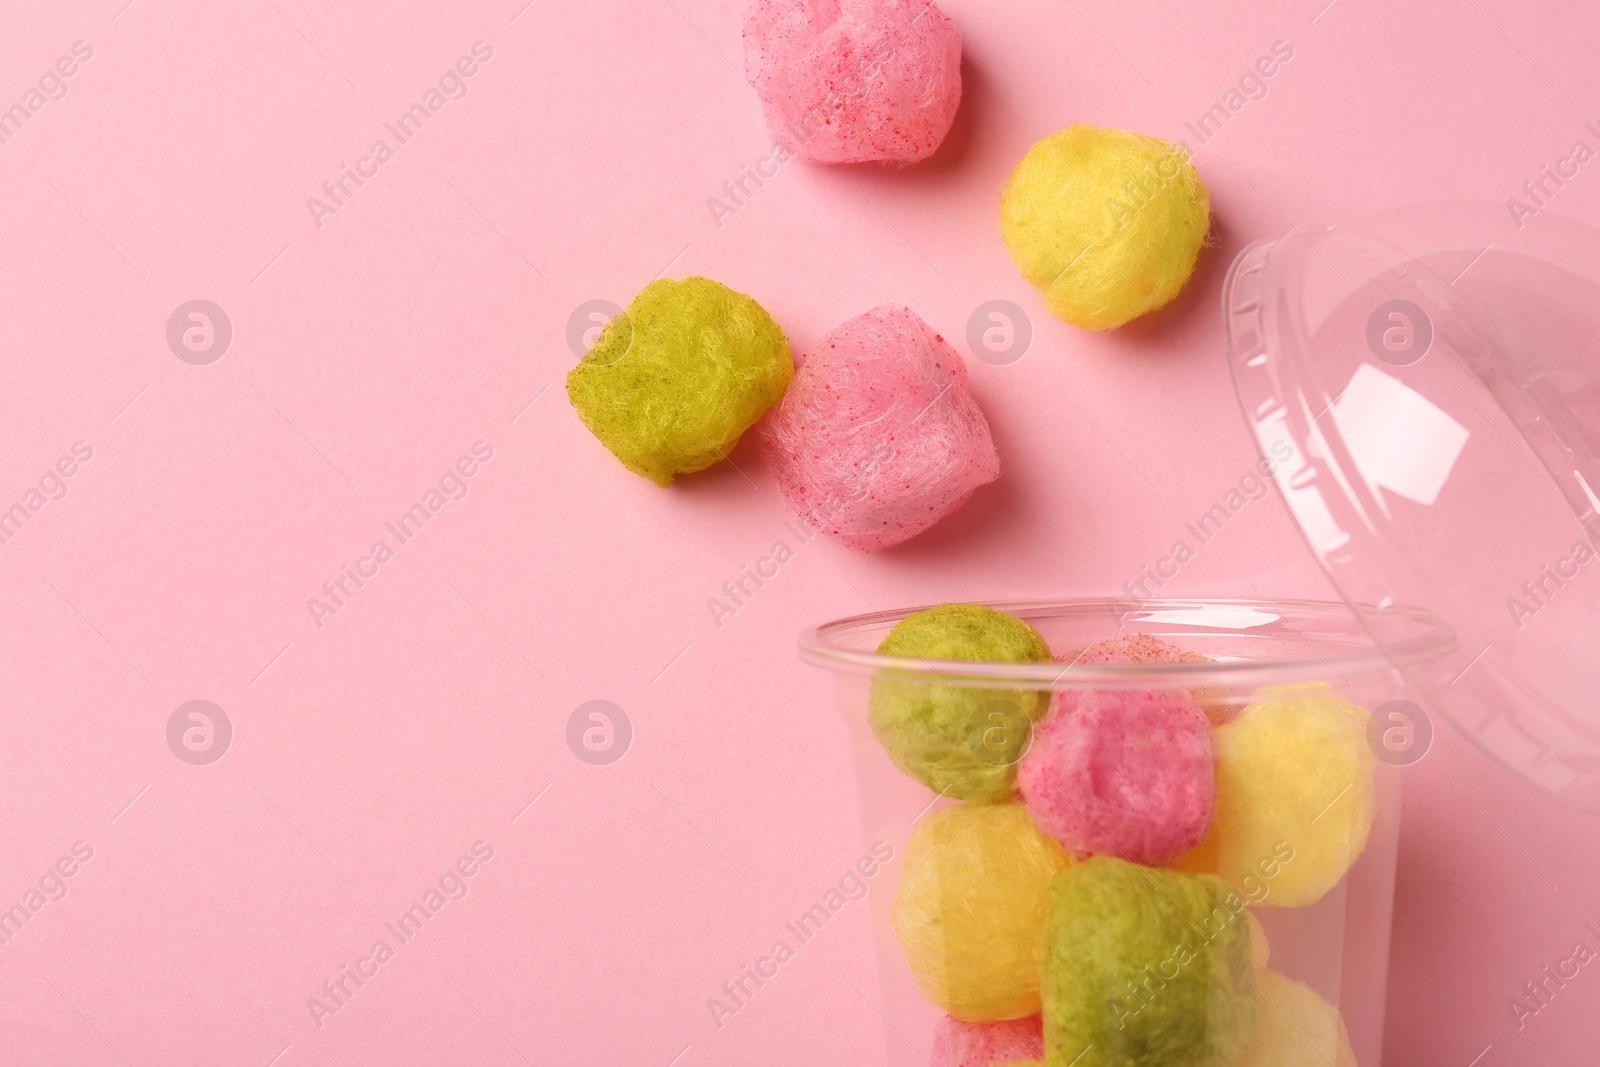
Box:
left=1175, top=683, right=1376, bottom=908
left=760, top=305, right=1000, bottom=551
left=870, top=604, right=1054, bottom=803
left=743, top=0, right=962, bottom=164
left=1059, top=634, right=1234, bottom=725
left=1000, top=125, right=1210, bottom=330
left=1018, top=685, right=1215, bottom=866
left=1061, top=634, right=1209, bottom=668
left=1240, top=970, right=1358, bottom=1067
left=565, top=277, right=792, bottom=485
left=893, top=803, right=1070, bottom=1021
left=1042, top=858, right=1258, bottom=1067
left=932, top=1014, right=1045, bottom=1067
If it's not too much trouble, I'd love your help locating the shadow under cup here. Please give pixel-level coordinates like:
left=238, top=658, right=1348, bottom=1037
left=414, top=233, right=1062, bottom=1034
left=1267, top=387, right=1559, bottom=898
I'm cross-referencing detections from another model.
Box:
left=799, top=597, right=1455, bottom=1067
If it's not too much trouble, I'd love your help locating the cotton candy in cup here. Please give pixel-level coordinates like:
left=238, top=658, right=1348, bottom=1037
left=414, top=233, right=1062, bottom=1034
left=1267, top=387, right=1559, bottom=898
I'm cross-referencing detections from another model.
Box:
left=931, top=1014, right=1045, bottom=1067
left=1060, top=634, right=1208, bottom=668
left=1240, top=969, right=1358, bottom=1067
left=1175, top=683, right=1375, bottom=908
left=1059, top=633, right=1234, bottom=724
left=565, top=277, right=791, bottom=486
left=1000, top=125, right=1210, bottom=330
left=1041, top=858, right=1257, bottom=1067
left=869, top=604, right=1053, bottom=803
left=892, top=802, right=1070, bottom=1021
left=1018, top=684, right=1215, bottom=866
left=760, top=305, right=1000, bottom=551
left=743, top=0, right=962, bottom=164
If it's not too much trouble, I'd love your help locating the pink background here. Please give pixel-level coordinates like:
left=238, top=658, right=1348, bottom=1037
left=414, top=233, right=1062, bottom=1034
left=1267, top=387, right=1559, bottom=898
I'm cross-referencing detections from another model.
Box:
left=2, top=1, right=1598, bottom=1064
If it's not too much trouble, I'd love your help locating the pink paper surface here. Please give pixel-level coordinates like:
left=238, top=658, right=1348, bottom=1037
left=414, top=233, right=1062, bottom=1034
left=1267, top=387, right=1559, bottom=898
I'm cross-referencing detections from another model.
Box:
left=2, top=1, right=1598, bottom=1064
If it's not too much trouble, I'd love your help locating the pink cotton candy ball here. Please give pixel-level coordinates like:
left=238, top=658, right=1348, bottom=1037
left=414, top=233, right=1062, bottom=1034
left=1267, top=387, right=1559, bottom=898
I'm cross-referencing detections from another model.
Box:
left=743, top=0, right=963, bottom=164
left=1018, top=685, right=1215, bottom=866
left=1059, top=635, right=1235, bottom=725
left=758, top=305, right=999, bottom=551
left=932, top=1014, right=1044, bottom=1067
left=1062, top=633, right=1211, bottom=668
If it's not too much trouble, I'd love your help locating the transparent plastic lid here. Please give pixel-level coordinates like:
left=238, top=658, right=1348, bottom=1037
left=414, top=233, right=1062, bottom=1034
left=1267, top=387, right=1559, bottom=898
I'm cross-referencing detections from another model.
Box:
left=1224, top=201, right=1600, bottom=810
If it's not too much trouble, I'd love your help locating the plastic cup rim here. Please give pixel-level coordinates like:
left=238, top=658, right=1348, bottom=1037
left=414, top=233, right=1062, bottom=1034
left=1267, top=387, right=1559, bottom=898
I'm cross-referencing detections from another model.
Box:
left=797, top=596, right=1456, bottom=690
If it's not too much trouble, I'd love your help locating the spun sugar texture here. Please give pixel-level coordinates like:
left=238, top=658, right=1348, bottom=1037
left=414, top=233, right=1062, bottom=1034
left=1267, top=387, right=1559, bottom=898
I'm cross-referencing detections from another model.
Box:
left=1176, top=683, right=1375, bottom=908
left=1239, top=969, right=1357, bottom=1067
left=760, top=305, right=1000, bottom=551
left=1042, top=858, right=1258, bottom=1067
left=1063, top=634, right=1208, bottom=667
left=565, top=277, right=791, bottom=486
left=893, top=803, right=1070, bottom=1021
left=870, top=604, right=1053, bottom=803
left=1018, top=684, right=1214, bottom=866
left=1000, top=125, right=1210, bottom=330
left=932, top=1014, right=1045, bottom=1067
left=743, top=0, right=962, bottom=164
left=1059, top=634, right=1233, bottom=725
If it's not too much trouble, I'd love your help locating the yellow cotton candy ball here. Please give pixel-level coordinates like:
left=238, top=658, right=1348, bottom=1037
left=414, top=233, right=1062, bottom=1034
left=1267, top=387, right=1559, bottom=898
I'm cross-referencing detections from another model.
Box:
left=999, top=125, right=1210, bottom=330
left=1240, top=969, right=1358, bottom=1067
left=892, top=802, right=1070, bottom=1021
left=1176, top=683, right=1375, bottom=908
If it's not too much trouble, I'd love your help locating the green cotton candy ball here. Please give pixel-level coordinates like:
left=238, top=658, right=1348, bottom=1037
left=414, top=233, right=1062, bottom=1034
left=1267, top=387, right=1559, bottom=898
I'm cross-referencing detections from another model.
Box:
left=869, top=604, right=1053, bottom=803
left=566, top=276, right=792, bottom=486
left=1042, top=858, right=1258, bottom=1067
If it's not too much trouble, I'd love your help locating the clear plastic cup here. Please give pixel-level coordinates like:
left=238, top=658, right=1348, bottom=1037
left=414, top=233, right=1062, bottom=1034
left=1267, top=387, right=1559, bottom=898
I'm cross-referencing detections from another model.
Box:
left=800, top=597, right=1454, bottom=1067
